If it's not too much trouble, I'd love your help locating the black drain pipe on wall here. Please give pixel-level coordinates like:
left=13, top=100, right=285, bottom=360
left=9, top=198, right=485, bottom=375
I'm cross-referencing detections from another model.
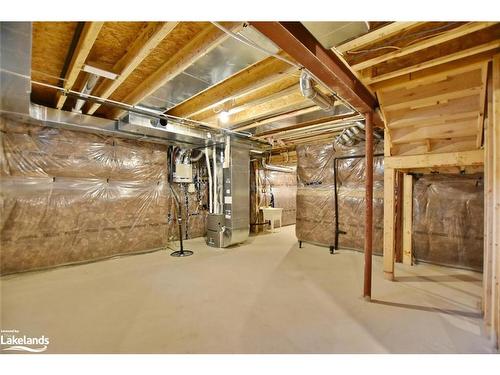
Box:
left=333, top=152, right=384, bottom=251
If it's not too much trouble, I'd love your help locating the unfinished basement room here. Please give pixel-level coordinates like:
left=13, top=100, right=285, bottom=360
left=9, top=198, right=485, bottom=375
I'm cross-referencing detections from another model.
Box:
left=1, top=3, right=500, bottom=367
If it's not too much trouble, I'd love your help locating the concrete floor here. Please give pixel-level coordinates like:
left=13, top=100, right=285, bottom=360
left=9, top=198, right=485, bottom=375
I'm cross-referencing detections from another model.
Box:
left=0, top=225, right=496, bottom=353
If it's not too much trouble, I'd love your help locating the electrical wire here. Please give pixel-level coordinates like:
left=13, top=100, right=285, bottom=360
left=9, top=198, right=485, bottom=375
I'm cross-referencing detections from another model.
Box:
left=345, top=22, right=462, bottom=56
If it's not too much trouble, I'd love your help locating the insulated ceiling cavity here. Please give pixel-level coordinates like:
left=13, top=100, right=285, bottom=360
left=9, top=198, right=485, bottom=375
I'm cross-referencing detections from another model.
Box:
left=138, top=26, right=272, bottom=112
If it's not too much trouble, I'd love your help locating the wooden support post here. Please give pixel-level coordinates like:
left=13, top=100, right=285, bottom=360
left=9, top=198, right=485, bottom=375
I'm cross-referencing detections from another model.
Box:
left=402, top=174, right=413, bottom=265
left=492, top=54, right=500, bottom=348
left=394, top=171, right=404, bottom=263
left=383, top=167, right=396, bottom=280
left=364, top=111, right=374, bottom=300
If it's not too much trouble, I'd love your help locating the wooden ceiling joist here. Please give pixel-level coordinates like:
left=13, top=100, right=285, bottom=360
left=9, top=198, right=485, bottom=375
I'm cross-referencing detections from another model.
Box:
left=250, top=22, right=379, bottom=122
left=168, top=53, right=294, bottom=119
left=366, top=39, right=500, bottom=85
left=335, top=22, right=424, bottom=54
left=107, top=22, right=239, bottom=119
left=351, top=22, right=497, bottom=71
left=255, top=112, right=358, bottom=138
left=86, top=22, right=178, bottom=116
left=233, top=106, right=319, bottom=132
left=385, top=149, right=484, bottom=169
left=55, top=22, right=104, bottom=109
left=192, top=73, right=299, bottom=122
left=224, top=88, right=308, bottom=127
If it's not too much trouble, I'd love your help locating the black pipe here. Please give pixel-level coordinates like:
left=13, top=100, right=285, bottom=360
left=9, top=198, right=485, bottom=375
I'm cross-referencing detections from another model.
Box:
left=333, top=152, right=384, bottom=251
left=167, top=146, right=193, bottom=257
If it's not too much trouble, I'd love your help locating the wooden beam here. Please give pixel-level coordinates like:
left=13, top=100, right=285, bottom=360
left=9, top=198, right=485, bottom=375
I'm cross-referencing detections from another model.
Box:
left=371, top=51, right=495, bottom=92
left=232, top=106, right=319, bottom=132
left=390, top=119, right=478, bottom=144
left=365, top=40, right=500, bottom=85
left=336, top=22, right=424, bottom=54
left=492, top=54, right=500, bottom=347
left=352, top=22, right=497, bottom=71
left=250, top=22, right=378, bottom=118
left=385, top=149, right=484, bottom=169
left=256, top=113, right=360, bottom=138
left=477, top=63, right=489, bottom=147
left=402, top=173, right=413, bottom=266
left=224, top=88, right=308, bottom=127
left=86, top=22, right=178, bottom=116
left=379, top=68, right=484, bottom=109
left=55, top=22, right=104, bottom=109
left=193, top=73, right=298, bottom=122
left=483, top=69, right=494, bottom=330
left=383, top=167, right=396, bottom=280
left=168, top=53, right=294, bottom=119
left=108, top=22, right=238, bottom=119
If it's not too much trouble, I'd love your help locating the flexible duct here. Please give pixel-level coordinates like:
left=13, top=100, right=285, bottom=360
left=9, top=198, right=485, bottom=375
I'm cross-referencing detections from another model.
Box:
left=262, top=160, right=296, bottom=173
left=299, top=71, right=335, bottom=111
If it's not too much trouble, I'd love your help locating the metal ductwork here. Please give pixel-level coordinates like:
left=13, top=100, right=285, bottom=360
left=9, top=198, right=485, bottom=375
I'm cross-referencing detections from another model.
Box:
left=336, top=121, right=383, bottom=146
left=73, top=74, right=100, bottom=113
left=0, top=22, right=32, bottom=116
left=262, top=159, right=296, bottom=173
left=299, top=71, right=335, bottom=111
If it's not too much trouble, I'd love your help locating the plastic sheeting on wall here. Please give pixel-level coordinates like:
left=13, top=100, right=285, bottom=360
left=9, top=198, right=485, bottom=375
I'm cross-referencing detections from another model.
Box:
left=0, top=116, right=208, bottom=274
left=295, top=140, right=385, bottom=252
left=256, top=168, right=297, bottom=226
left=412, top=174, right=484, bottom=271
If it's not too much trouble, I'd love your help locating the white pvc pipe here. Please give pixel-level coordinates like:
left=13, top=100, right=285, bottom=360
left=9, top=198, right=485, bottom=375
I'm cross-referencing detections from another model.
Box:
left=205, top=147, right=213, bottom=214
left=212, top=145, right=218, bottom=214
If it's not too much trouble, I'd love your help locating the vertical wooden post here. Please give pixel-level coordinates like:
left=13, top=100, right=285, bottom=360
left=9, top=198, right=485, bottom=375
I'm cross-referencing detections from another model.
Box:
left=394, top=171, right=404, bottom=263
left=383, top=167, right=396, bottom=280
left=364, top=111, right=374, bottom=300
left=492, top=54, right=500, bottom=348
left=402, top=174, right=413, bottom=265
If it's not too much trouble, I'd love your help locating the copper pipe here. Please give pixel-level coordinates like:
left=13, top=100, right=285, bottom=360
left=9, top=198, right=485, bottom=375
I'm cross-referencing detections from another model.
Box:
left=363, top=111, right=374, bottom=300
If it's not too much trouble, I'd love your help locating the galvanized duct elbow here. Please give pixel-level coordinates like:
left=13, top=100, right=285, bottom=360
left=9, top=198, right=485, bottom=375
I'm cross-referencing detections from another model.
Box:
left=262, top=160, right=296, bottom=173
left=299, top=71, right=335, bottom=111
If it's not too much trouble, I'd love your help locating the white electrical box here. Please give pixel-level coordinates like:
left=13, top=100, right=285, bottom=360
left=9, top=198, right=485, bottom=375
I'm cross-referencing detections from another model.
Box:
left=173, top=163, right=193, bottom=183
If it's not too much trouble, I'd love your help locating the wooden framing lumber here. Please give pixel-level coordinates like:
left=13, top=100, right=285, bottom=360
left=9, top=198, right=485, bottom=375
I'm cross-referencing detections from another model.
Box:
left=492, top=54, right=500, bottom=347
left=351, top=22, right=497, bottom=71
left=86, top=22, right=178, bottom=115
left=224, top=88, right=308, bottom=127
left=336, top=22, right=424, bottom=54
left=384, top=149, right=484, bottom=170
left=365, top=40, right=500, bottom=85
left=256, top=113, right=361, bottom=138
left=383, top=167, right=396, bottom=280
left=168, top=53, right=294, bottom=119
left=232, top=106, right=318, bottom=132
left=402, top=174, right=413, bottom=265
left=108, top=22, right=239, bottom=119
left=55, top=22, right=104, bottom=109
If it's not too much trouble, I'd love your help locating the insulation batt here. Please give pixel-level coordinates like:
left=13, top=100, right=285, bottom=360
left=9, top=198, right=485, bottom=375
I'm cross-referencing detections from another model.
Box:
left=0, top=116, right=208, bottom=274
left=295, top=141, right=384, bottom=253
left=295, top=140, right=483, bottom=271
left=254, top=168, right=297, bottom=227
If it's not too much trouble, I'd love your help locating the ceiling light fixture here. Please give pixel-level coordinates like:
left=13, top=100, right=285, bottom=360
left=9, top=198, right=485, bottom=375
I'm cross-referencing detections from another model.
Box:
left=219, top=110, right=230, bottom=123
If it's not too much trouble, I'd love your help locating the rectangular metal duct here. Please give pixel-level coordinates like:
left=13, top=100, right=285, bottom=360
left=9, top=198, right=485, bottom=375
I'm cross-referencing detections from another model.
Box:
left=118, top=112, right=219, bottom=148
left=139, top=26, right=269, bottom=112
left=0, top=22, right=32, bottom=115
